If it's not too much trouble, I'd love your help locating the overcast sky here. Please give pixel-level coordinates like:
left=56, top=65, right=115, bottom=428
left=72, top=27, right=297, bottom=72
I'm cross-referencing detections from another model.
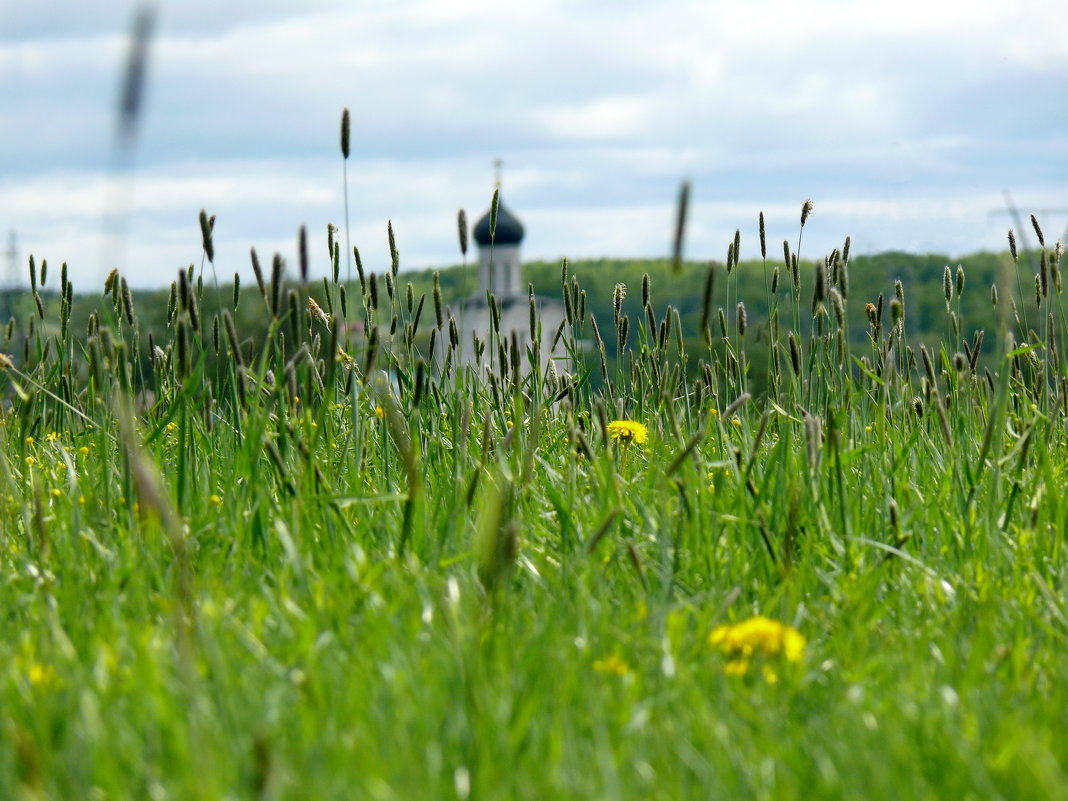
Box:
left=2, top=0, right=1067, bottom=289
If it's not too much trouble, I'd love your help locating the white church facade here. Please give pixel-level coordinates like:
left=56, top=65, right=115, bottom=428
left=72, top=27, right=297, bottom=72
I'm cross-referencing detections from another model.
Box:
left=449, top=189, right=571, bottom=375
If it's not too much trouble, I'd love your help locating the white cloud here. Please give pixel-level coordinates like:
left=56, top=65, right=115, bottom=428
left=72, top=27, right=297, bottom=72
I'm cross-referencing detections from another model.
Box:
left=1, top=0, right=1066, bottom=288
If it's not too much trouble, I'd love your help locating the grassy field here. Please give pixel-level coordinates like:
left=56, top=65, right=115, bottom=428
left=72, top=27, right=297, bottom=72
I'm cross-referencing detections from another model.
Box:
left=2, top=205, right=1068, bottom=800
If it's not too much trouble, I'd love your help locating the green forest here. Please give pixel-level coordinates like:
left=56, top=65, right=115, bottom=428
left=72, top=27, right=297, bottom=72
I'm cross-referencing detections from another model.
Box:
left=0, top=246, right=1050, bottom=397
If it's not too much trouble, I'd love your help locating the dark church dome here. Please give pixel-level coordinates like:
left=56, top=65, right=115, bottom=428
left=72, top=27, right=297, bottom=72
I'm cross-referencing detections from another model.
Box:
left=472, top=199, right=524, bottom=246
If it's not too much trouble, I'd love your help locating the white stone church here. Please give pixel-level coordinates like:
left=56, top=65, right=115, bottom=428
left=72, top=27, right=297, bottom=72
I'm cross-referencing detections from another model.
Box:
left=448, top=187, right=570, bottom=375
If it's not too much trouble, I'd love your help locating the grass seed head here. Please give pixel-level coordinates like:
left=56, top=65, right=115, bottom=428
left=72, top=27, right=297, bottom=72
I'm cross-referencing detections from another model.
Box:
left=812, top=261, right=826, bottom=312
left=250, top=247, right=266, bottom=296
left=671, top=180, right=690, bottom=275
left=433, top=273, right=444, bottom=329
left=457, top=209, right=468, bottom=257
left=104, top=268, right=119, bottom=295
left=613, top=283, right=626, bottom=319
left=830, top=288, right=844, bottom=328
left=340, top=108, right=351, bottom=159
left=299, top=225, right=309, bottom=283
left=788, top=334, right=802, bottom=379
left=308, top=297, right=329, bottom=327
left=920, top=344, right=936, bottom=386
left=121, top=277, right=135, bottom=326
left=167, top=282, right=177, bottom=323
left=199, top=209, right=214, bottom=262
left=1031, top=213, right=1045, bottom=248
left=890, top=298, right=903, bottom=325
left=388, top=220, right=398, bottom=275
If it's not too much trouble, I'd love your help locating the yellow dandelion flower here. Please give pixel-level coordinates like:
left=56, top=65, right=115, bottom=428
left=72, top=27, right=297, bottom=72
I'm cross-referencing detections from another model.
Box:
left=709, top=408, right=719, bottom=416
left=709, top=615, right=806, bottom=679
left=45, top=431, right=59, bottom=443
left=79, top=446, right=90, bottom=456
left=731, top=418, right=742, bottom=428
left=50, top=488, right=61, bottom=498
left=592, top=654, right=630, bottom=676
left=606, top=420, right=648, bottom=445
left=208, top=494, right=222, bottom=505
left=166, top=422, right=178, bottom=433
left=374, top=406, right=386, bottom=419
left=24, top=456, right=35, bottom=466
left=723, top=658, right=749, bottom=677
left=28, top=662, right=57, bottom=688
left=25, top=436, right=34, bottom=445
left=864, top=425, right=872, bottom=433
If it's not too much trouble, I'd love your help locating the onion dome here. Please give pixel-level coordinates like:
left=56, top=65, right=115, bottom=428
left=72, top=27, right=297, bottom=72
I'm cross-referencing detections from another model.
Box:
left=472, top=199, right=525, bottom=246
